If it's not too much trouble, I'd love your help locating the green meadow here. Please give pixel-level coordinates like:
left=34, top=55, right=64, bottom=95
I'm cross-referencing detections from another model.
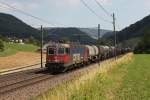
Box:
left=115, top=54, right=150, bottom=100
left=35, top=54, right=150, bottom=100
left=70, top=54, right=150, bottom=100
left=0, top=43, right=38, bottom=57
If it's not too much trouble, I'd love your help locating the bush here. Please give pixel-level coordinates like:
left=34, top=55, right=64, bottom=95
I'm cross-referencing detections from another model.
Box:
left=0, top=34, right=9, bottom=42
left=134, top=30, right=150, bottom=54
left=25, top=36, right=40, bottom=46
left=0, top=39, right=4, bottom=51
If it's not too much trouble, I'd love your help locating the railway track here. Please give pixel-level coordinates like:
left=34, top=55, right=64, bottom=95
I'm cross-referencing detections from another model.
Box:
left=0, top=62, right=46, bottom=75
left=0, top=55, right=126, bottom=100
left=0, top=56, right=112, bottom=95
left=0, top=68, right=54, bottom=95
left=0, top=62, right=87, bottom=96
left=0, top=68, right=42, bottom=81
left=0, top=63, right=47, bottom=94
left=0, top=63, right=96, bottom=95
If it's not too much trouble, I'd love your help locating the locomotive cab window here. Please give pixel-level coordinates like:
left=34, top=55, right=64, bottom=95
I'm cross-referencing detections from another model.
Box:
left=58, top=48, right=65, bottom=55
left=66, top=48, right=70, bottom=54
left=48, top=48, right=55, bottom=55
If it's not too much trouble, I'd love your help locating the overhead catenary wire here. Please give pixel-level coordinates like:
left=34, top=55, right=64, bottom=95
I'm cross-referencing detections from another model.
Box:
left=94, top=0, right=112, bottom=17
left=115, top=18, right=121, bottom=31
left=80, top=0, right=112, bottom=24
left=0, top=1, right=60, bottom=26
left=0, top=0, right=115, bottom=29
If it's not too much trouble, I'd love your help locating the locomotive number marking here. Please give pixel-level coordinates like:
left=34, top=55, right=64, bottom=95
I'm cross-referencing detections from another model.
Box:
left=73, top=54, right=81, bottom=62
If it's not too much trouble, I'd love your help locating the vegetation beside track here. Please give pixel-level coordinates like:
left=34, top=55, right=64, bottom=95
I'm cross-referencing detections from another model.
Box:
left=0, top=43, right=44, bottom=71
left=0, top=43, right=38, bottom=57
left=35, top=53, right=140, bottom=100
left=70, top=54, right=150, bottom=100
left=115, top=54, right=150, bottom=99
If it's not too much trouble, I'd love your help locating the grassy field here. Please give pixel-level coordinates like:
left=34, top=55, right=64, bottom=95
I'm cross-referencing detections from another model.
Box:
left=69, top=54, right=150, bottom=100
left=35, top=54, right=150, bottom=100
left=115, top=54, right=150, bottom=100
left=0, top=43, right=38, bottom=57
left=35, top=53, right=143, bottom=100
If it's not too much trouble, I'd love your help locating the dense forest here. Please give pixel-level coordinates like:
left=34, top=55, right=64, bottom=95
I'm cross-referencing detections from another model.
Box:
left=0, top=13, right=40, bottom=39
left=103, top=14, right=150, bottom=48
left=0, top=13, right=96, bottom=45
left=43, top=28, right=96, bottom=44
left=134, top=29, right=150, bottom=54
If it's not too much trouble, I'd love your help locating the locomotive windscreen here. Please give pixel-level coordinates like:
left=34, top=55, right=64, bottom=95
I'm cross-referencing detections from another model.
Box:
left=48, top=48, right=56, bottom=55
left=58, top=48, right=65, bottom=54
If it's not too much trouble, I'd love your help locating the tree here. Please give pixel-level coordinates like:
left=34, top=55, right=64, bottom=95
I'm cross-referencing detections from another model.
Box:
left=0, top=39, right=4, bottom=52
left=134, top=30, right=150, bottom=54
left=25, top=36, right=40, bottom=46
left=0, top=34, right=9, bottom=42
left=96, top=38, right=113, bottom=46
left=59, top=37, right=70, bottom=43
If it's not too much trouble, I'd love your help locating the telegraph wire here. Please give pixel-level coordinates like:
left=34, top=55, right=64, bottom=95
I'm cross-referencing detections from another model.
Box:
left=0, top=1, right=59, bottom=26
left=94, top=0, right=112, bottom=17
left=80, top=0, right=112, bottom=23
left=115, top=18, right=121, bottom=31
left=0, top=1, right=114, bottom=28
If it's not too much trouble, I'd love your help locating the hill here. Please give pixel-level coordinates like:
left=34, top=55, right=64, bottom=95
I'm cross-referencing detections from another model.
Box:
left=0, top=13, right=97, bottom=44
left=78, top=28, right=111, bottom=39
left=103, top=14, right=150, bottom=48
left=44, top=27, right=111, bottom=40
left=43, top=28, right=97, bottom=44
left=0, top=13, right=40, bottom=40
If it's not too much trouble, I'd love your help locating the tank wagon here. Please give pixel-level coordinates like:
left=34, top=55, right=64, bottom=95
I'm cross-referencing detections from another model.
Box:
left=45, top=43, right=129, bottom=73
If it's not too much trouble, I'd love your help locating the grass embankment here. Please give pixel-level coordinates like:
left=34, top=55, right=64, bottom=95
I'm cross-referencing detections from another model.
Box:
left=0, top=43, right=38, bottom=57
left=115, top=54, right=150, bottom=99
left=35, top=53, right=143, bottom=100
left=71, top=54, right=150, bottom=100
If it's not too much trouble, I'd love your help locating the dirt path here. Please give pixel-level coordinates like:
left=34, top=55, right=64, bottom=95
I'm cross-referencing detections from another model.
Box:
left=0, top=52, right=46, bottom=70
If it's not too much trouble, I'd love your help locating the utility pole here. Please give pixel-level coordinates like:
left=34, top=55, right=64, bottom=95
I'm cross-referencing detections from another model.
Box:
left=112, top=13, right=117, bottom=59
left=98, top=24, right=101, bottom=65
left=79, top=34, right=80, bottom=44
left=98, top=24, right=101, bottom=43
left=41, top=25, right=43, bottom=68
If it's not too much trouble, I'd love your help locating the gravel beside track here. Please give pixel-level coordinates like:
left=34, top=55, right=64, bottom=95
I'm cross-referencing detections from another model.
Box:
left=0, top=56, right=118, bottom=100
left=0, top=68, right=48, bottom=88
left=0, top=63, right=100, bottom=100
left=0, top=74, right=54, bottom=94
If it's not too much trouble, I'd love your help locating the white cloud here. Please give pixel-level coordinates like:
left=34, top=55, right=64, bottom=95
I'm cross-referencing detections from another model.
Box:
left=96, top=0, right=112, bottom=5
left=12, top=2, right=38, bottom=10
left=61, top=0, right=111, bottom=6
left=65, top=0, right=80, bottom=6
left=53, top=0, right=111, bottom=7
left=144, top=0, right=150, bottom=6
left=46, top=0, right=81, bottom=7
left=0, top=0, right=39, bottom=12
left=0, top=0, right=111, bottom=11
left=0, top=3, right=11, bottom=12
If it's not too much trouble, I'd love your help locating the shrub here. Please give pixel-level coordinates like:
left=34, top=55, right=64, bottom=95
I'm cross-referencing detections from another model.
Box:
left=134, top=30, right=150, bottom=54
left=0, top=34, right=9, bottom=42
left=0, top=39, right=4, bottom=51
left=25, top=36, right=40, bottom=46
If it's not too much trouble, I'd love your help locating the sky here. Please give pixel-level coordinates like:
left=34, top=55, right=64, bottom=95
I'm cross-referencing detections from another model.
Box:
left=0, top=0, right=150, bottom=30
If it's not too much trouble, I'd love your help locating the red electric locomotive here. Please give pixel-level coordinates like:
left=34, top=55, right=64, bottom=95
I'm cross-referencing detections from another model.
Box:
left=45, top=43, right=89, bottom=72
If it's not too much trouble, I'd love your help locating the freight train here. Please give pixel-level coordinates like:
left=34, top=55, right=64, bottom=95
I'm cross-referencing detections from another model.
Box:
left=45, top=43, right=130, bottom=73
